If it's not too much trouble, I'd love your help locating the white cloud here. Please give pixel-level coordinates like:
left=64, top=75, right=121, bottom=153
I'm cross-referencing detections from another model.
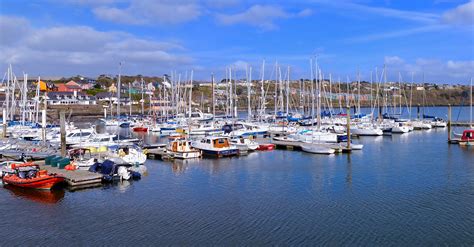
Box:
left=384, top=56, right=404, bottom=65
left=349, top=25, right=446, bottom=42
left=216, top=5, right=312, bottom=30
left=0, top=15, right=192, bottom=76
left=92, top=0, right=202, bottom=25
left=308, top=0, right=439, bottom=23
left=385, top=56, right=474, bottom=82
left=442, top=0, right=474, bottom=25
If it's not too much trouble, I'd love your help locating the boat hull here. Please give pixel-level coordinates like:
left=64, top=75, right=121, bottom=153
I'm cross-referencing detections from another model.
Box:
left=201, top=148, right=239, bottom=158
left=256, top=144, right=275, bottom=151
left=133, top=127, right=148, bottom=132
left=2, top=176, right=65, bottom=190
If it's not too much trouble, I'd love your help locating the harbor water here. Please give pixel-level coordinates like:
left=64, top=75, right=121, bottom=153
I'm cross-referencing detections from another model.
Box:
left=1, top=107, right=473, bottom=245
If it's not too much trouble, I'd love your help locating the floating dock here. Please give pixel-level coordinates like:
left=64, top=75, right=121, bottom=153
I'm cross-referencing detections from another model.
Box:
left=38, top=163, right=102, bottom=189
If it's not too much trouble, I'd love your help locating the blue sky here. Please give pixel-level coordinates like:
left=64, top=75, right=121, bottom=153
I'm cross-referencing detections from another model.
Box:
left=0, top=0, right=473, bottom=83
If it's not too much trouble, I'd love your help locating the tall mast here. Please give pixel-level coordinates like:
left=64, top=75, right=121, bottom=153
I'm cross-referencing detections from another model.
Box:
left=188, top=70, right=193, bottom=118
left=357, top=68, right=361, bottom=114
left=229, top=67, right=233, bottom=118
left=310, top=58, right=315, bottom=126
left=260, top=60, right=265, bottom=120
left=274, top=62, right=278, bottom=117
left=470, top=77, right=472, bottom=127
left=117, top=62, right=122, bottom=117
left=317, top=67, right=322, bottom=131
left=286, top=66, right=290, bottom=115
left=247, top=66, right=252, bottom=121
left=211, top=73, right=215, bottom=117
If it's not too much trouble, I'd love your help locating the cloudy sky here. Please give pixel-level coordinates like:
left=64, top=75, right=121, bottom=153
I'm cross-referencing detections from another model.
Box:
left=0, top=0, right=473, bottom=83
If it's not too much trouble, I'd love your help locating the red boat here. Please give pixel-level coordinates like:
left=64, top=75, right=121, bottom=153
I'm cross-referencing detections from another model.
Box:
left=2, top=163, right=65, bottom=190
left=256, top=143, right=275, bottom=151
left=459, top=129, right=474, bottom=146
left=133, top=126, right=148, bottom=132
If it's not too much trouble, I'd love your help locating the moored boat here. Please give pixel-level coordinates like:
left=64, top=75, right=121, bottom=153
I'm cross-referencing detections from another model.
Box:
left=2, top=163, right=65, bottom=190
left=459, top=129, right=474, bottom=146
left=167, top=139, right=202, bottom=159
left=191, top=136, right=239, bottom=158
left=256, top=143, right=275, bottom=151
left=133, top=126, right=148, bottom=132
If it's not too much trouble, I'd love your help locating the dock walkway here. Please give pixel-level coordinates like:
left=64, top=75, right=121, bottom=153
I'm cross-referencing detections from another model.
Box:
left=38, top=163, right=102, bottom=189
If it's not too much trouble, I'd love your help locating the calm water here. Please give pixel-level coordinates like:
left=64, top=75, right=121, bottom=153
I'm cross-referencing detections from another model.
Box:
left=1, top=119, right=473, bottom=245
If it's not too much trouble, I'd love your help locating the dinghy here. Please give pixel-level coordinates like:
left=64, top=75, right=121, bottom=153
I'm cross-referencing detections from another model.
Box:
left=2, top=163, right=64, bottom=190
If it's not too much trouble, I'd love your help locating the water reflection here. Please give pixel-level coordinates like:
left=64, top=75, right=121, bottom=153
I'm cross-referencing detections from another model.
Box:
left=345, top=153, right=352, bottom=186
left=4, top=185, right=65, bottom=204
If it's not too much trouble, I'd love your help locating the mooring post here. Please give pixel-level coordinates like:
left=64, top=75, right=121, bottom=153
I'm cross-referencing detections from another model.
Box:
left=60, top=111, right=66, bottom=157
left=346, top=106, right=351, bottom=150
left=417, top=104, right=420, bottom=119
left=448, top=104, right=452, bottom=143
left=2, top=108, right=6, bottom=138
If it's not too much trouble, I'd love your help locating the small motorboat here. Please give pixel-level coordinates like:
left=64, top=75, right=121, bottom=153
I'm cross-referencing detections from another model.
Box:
left=230, top=137, right=259, bottom=152
left=191, top=136, right=239, bottom=158
left=459, top=129, right=474, bottom=146
left=2, top=163, right=65, bottom=190
left=133, top=126, right=148, bottom=132
left=256, top=143, right=275, bottom=151
left=301, top=143, right=335, bottom=155
left=167, top=139, right=202, bottom=159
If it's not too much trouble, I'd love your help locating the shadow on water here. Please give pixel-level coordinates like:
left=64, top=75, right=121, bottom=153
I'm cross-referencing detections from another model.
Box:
left=3, top=185, right=65, bottom=204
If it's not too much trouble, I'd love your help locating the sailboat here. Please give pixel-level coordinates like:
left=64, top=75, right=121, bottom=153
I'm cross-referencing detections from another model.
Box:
left=300, top=58, right=336, bottom=155
left=167, top=70, right=202, bottom=159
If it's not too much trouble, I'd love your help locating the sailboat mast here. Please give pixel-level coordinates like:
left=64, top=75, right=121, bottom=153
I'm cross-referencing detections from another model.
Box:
left=260, top=60, right=265, bottom=120
left=470, top=77, right=472, bottom=127
left=117, top=62, right=122, bottom=117
left=247, top=66, right=252, bottom=121
left=212, top=73, right=215, bottom=117
left=188, top=70, right=193, bottom=118
left=286, top=66, right=290, bottom=115
left=310, top=58, right=315, bottom=126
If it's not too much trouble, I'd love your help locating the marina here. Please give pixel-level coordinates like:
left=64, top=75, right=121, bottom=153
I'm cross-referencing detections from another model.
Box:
left=1, top=0, right=473, bottom=244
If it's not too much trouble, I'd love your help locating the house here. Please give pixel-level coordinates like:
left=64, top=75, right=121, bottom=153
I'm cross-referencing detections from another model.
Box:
left=96, top=92, right=116, bottom=102
left=56, top=81, right=83, bottom=92
left=47, top=91, right=96, bottom=105
left=108, top=84, right=117, bottom=93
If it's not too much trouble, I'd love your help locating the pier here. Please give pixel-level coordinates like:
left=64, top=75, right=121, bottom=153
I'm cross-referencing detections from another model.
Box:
left=37, top=162, right=102, bottom=189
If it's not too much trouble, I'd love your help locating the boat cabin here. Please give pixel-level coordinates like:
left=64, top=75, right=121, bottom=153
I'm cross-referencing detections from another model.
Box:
left=170, top=140, right=193, bottom=152
left=199, top=136, right=231, bottom=148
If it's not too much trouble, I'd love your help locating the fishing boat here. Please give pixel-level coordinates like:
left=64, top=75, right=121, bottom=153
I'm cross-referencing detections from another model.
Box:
left=2, top=163, right=64, bottom=190
left=191, top=136, right=239, bottom=158
left=167, top=139, right=201, bottom=159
